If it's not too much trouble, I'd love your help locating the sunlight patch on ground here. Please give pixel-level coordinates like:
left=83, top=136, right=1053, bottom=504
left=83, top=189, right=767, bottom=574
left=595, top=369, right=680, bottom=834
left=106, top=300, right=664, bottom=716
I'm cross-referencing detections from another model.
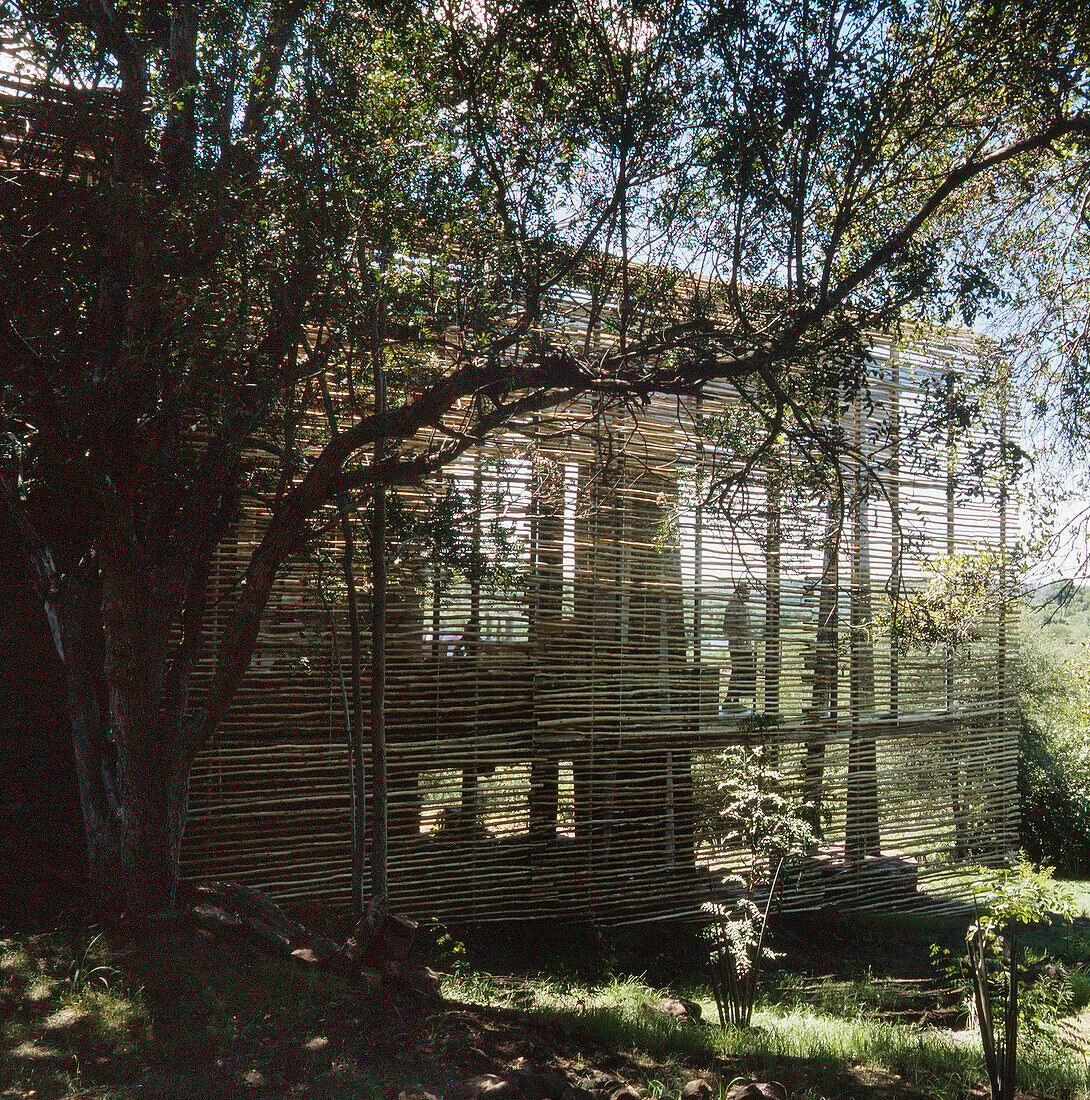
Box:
left=41, top=1006, right=87, bottom=1033
left=23, top=979, right=57, bottom=1004
left=8, top=1039, right=67, bottom=1061
left=0, top=949, right=30, bottom=974
left=1065, top=881, right=1090, bottom=919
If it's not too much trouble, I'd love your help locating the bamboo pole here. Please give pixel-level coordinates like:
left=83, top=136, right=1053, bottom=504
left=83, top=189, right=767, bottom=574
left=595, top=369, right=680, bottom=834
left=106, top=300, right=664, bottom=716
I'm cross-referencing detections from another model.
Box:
left=369, top=277, right=389, bottom=900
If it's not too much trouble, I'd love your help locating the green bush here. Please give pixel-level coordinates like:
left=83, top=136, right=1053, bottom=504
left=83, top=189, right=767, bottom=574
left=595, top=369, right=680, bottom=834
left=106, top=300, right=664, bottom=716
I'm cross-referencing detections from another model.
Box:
left=1018, top=629, right=1090, bottom=875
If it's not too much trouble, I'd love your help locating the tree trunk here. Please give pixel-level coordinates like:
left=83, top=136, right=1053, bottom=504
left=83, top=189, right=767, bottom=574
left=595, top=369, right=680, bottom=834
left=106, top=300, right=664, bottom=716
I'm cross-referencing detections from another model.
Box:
left=15, top=486, right=216, bottom=917
left=64, top=658, right=192, bottom=914
left=103, top=734, right=189, bottom=914
left=60, top=560, right=120, bottom=889
left=63, top=559, right=193, bottom=914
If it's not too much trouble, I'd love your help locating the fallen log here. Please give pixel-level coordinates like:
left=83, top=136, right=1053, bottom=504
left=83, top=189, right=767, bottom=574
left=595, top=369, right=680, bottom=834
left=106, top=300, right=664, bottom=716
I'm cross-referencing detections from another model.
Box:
left=184, top=881, right=438, bottom=995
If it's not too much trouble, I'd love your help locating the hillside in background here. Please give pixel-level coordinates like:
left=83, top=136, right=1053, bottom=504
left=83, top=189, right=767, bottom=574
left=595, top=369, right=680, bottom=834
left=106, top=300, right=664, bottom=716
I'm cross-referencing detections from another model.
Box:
left=1032, top=581, right=1090, bottom=648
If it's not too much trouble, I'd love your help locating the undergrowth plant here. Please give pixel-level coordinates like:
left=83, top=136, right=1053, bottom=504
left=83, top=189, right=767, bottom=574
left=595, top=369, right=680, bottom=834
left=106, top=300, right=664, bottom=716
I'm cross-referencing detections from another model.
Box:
left=933, top=858, right=1076, bottom=1100
left=704, top=744, right=813, bottom=1028
left=65, top=932, right=120, bottom=995
left=428, top=920, right=471, bottom=975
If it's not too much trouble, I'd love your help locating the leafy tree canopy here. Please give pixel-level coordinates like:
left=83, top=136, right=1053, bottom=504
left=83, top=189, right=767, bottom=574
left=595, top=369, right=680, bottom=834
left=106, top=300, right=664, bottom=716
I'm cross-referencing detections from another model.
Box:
left=1, top=0, right=1087, bottom=912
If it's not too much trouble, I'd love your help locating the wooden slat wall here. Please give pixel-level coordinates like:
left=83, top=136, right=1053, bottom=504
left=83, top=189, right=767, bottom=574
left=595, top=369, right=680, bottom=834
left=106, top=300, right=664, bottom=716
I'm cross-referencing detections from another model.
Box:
left=0, top=71, right=113, bottom=179
left=180, top=324, right=1017, bottom=923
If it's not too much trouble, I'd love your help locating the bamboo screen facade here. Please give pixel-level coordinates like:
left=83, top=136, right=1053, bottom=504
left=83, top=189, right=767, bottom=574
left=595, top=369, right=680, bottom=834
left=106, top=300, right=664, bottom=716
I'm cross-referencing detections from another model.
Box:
left=0, top=71, right=1017, bottom=922
left=179, top=326, right=1018, bottom=924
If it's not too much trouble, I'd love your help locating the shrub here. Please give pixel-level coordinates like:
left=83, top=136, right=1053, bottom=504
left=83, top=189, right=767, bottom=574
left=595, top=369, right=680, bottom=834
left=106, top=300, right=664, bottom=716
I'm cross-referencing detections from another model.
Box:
left=935, top=859, right=1076, bottom=1100
left=1018, top=631, right=1090, bottom=874
left=704, top=744, right=813, bottom=1028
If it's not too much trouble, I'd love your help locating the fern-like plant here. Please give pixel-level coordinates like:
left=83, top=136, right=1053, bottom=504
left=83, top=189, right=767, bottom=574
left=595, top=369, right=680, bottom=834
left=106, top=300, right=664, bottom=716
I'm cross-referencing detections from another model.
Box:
left=704, top=745, right=813, bottom=1028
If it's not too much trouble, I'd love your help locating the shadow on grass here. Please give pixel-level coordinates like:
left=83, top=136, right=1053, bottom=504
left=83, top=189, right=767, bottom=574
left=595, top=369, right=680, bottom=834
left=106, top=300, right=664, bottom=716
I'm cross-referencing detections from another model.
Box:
left=4, top=913, right=1090, bottom=1100
left=1, top=924, right=395, bottom=1099
left=501, top=978, right=1086, bottom=1100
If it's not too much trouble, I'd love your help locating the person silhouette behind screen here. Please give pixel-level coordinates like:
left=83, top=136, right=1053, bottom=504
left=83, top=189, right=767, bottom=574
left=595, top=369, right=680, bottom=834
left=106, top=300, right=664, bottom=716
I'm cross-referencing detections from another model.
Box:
left=723, top=582, right=756, bottom=707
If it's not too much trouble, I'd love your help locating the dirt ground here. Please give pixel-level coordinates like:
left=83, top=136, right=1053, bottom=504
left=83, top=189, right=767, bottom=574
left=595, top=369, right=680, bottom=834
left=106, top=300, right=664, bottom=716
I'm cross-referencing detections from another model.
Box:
left=2, top=905, right=1086, bottom=1100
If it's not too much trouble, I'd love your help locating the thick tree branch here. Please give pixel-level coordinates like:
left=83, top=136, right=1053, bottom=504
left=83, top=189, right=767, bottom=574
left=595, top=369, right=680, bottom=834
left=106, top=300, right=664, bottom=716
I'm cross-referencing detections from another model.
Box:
left=240, top=0, right=307, bottom=144
left=165, top=485, right=239, bottom=767
left=831, top=114, right=1090, bottom=311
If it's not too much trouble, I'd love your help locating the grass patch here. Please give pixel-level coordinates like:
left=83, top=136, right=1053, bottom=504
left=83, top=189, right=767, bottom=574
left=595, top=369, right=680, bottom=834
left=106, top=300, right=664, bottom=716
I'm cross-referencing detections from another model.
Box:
left=440, top=964, right=1090, bottom=1100
left=1, top=927, right=380, bottom=1099
left=3, top=910, right=1090, bottom=1100
left=768, top=971, right=937, bottom=1017
left=1, top=931, right=145, bottom=1098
